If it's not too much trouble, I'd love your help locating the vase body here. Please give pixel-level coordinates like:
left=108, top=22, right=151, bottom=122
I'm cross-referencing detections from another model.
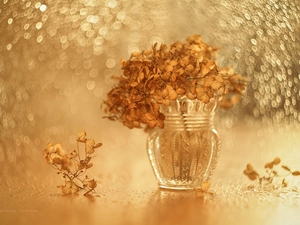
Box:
left=147, top=96, right=220, bottom=190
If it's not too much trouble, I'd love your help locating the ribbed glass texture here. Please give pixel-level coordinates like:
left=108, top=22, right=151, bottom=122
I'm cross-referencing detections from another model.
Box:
left=147, top=96, right=220, bottom=190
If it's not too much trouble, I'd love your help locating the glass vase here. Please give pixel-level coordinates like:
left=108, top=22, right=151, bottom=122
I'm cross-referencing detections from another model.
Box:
left=147, top=96, right=221, bottom=190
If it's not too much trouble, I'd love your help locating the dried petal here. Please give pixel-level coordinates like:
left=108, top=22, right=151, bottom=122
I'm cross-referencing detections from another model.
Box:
left=176, top=87, right=186, bottom=95
left=211, top=81, right=222, bottom=90
left=130, top=82, right=139, bottom=87
left=77, top=130, right=87, bottom=142
left=166, top=85, right=177, bottom=100
left=131, top=52, right=140, bottom=57
left=94, top=143, right=103, bottom=148
left=148, top=120, right=157, bottom=128
left=52, top=156, right=63, bottom=164
left=179, top=56, right=189, bottom=66
left=61, top=181, right=79, bottom=194
left=247, top=173, right=258, bottom=181
left=185, top=64, right=194, bottom=73
left=86, top=139, right=96, bottom=154
left=165, top=64, right=173, bottom=72
left=272, top=157, right=281, bottom=165
left=282, top=165, right=291, bottom=172
left=87, top=179, right=97, bottom=189
left=292, top=171, right=300, bottom=176
left=264, top=162, right=273, bottom=169
left=204, top=76, right=214, bottom=87
left=201, top=180, right=210, bottom=191
left=187, top=92, right=195, bottom=100
left=144, top=113, right=156, bottom=121
left=86, top=163, right=93, bottom=169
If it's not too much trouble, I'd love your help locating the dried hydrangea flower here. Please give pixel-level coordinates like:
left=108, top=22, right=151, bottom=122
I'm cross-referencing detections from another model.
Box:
left=244, top=157, right=300, bottom=187
left=43, top=142, right=66, bottom=164
left=104, top=34, right=248, bottom=129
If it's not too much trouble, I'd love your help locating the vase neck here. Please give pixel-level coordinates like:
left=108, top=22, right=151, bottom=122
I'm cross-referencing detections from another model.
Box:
left=163, top=113, right=214, bottom=131
left=160, top=96, right=218, bottom=131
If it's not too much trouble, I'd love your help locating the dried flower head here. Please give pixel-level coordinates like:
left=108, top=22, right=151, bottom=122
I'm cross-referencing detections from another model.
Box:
left=104, top=34, right=248, bottom=129
left=243, top=164, right=259, bottom=181
left=43, top=131, right=103, bottom=195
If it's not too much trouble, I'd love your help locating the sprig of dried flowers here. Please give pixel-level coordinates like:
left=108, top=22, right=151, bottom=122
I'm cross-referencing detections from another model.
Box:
left=104, top=34, right=248, bottom=129
left=43, top=131, right=102, bottom=195
left=244, top=157, right=300, bottom=187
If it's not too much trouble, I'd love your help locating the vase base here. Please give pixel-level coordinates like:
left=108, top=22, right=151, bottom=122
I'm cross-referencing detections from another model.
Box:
left=158, top=183, right=199, bottom=191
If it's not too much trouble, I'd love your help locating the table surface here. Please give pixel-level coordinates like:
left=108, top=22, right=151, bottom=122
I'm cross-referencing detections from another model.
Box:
left=1, top=122, right=300, bottom=225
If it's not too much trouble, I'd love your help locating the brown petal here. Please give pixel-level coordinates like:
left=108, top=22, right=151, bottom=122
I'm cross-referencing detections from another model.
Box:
left=131, top=52, right=140, bottom=57
left=187, top=92, right=195, bottom=100
left=165, top=65, right=173, bottom=72
left=166, top=85, right=177, bottom=100
left=176, top=88, right=186, bottom=95
left=211, top=81, right=222, bottom=90
left=144, top=113, right=156, bottom=121
left=185, top=64, right=194, bottom=73
left=148, top=120, right=157, bottom=128
left=94, top=143, right=103, bottom=148
left=130, top=82, right=139, bottom=87
left=204, top=76, right=214, bottom=87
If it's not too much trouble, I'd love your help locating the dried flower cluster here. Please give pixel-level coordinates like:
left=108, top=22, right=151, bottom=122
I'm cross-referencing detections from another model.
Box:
left=104, top=34, right=248, bottom=129
left=244, top=157, right=300, bottom=187
left=43, top=131, right=102, bottom=195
